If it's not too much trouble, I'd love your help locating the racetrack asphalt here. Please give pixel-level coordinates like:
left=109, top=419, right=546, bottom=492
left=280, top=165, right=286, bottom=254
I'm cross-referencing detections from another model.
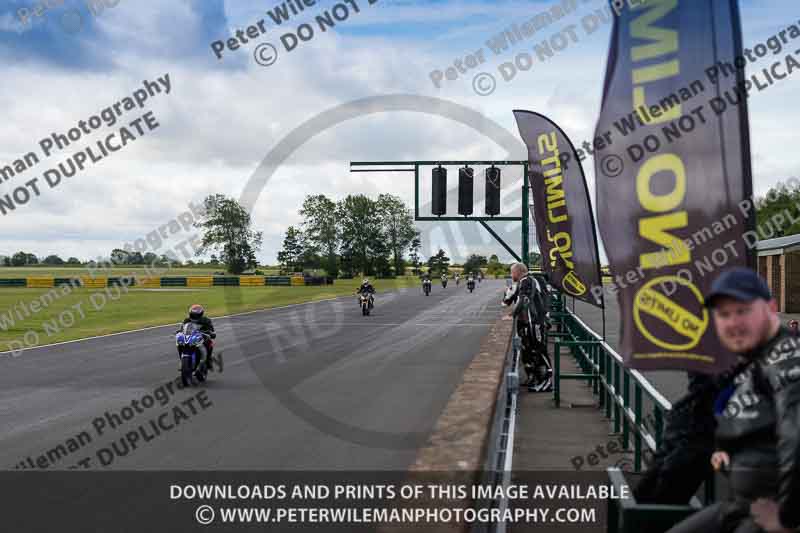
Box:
left=0, top=280, right=506, bottom=471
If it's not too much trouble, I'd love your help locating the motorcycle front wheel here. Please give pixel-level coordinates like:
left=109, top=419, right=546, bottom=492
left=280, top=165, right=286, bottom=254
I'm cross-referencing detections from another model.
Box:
left=180, top=356, right=193, bottom=387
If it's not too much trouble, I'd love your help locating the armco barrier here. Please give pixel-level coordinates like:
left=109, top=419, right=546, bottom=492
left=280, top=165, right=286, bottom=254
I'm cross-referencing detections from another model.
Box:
left=0, top=275, right=324, bottom=288
left=160, top=277, right=187, bottom=287
left=485, top=316, right=521, bottom=533
left=213, top=277, right=240, bottom=286
left=108, top=277, right=135, bottom=287
left=239, top=276, right=264, bottom=286
left=26, top=277, right=54, bottom=288
left=187, top=276, right=213, bottom=288
left=80, top=276, right=107, bottom=288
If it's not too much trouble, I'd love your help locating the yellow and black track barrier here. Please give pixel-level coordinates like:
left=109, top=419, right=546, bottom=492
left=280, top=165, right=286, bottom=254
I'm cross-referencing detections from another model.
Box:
left=0, top=275, right=334, bottom=288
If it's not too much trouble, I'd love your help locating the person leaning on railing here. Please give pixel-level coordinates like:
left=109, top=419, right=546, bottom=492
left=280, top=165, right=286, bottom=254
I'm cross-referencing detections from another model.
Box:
left=503, top=262, right=552, bottom=393
left=665, top=267, right=800, bottom=533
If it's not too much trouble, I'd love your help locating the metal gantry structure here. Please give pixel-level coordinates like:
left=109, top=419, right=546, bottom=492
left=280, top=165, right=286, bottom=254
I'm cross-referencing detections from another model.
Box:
left=349, top=160, right=531, bottom=265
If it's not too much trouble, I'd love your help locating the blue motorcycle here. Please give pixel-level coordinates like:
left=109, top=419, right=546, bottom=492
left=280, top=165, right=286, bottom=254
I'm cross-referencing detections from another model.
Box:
left=175, top=322, right=213, bottom=386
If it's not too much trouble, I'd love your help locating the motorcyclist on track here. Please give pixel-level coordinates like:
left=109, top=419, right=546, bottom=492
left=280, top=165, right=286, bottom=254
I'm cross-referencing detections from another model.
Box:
left=455, top=273, right=461, bottom=286
left=180, top=304, right=220, bottom=372
left=356, top=278, right=375, bottom=307
left=503, top=263, right=551, bottom=392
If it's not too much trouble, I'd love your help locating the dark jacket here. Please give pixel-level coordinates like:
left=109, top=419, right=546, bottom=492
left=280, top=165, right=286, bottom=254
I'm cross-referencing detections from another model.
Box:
left=503, top=275, right=546, bottom=325
left=715, top=327, right=800, bottom=527
left=633, top=372, right=721, bottom=504
left=182, top=316, right=214, bottom=335
left=358, top=283, right=375, bottom=294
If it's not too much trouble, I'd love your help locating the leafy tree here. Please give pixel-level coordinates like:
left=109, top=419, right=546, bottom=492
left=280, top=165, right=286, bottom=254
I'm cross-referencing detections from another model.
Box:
left=462, top=254, right=488, bottom=275
left=42, top=254, right=65, bottom=265
left=408, top=235, right=422, bottom=275
left=11, top=251, right=38, bottom=266
left=372, top=236, right=393, bottom=278
left=486, top=255, right=507, bottom=278
left=66, top=257, right=81, bottom=265
left=143, top=252, right=159, bottom=265
left=195, top=194, right=263, bottom=274
left=111, top=248, right=130, bottom=265
left=2, top=256, right=11, bottom=266
left=426, top=249, right=450, bottom=276
left=756, top=180, right=800, bottom=237
left=298, top=229, right=322, bottom=271
left=209, top=254, right=219, bottom=265
left=376, top=194, right=417, bottom=276
left=300, top=195, right=340, bottom=277
left=277, top=226, right=304, bottom=273
left=337, top=194, right=386, bottom=276
left=339, top=248, right=355, bottom=278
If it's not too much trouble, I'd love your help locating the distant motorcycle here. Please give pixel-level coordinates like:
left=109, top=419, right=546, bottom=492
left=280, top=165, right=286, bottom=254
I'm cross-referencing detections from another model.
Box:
left=359, top=291, right=374, bottom=316
left=456, top=276, right=461, bottom=286
left=467, top=278, right=475, bottom=293
left=423, top=279, right=432, bottom=296
left=175, top=322, right=214, bottom=387
left=441, top=278, right=448, bottom=288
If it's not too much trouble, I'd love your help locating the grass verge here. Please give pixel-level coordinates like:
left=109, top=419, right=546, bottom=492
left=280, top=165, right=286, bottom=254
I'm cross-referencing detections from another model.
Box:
left=0, top=278, right=421, bottom=349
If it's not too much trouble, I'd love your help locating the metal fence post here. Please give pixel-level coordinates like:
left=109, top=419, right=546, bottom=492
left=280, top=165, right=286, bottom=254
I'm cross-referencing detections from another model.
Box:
left=623, top=373, right=630, bottom=450
left=554, top=341, right=561, bottom=408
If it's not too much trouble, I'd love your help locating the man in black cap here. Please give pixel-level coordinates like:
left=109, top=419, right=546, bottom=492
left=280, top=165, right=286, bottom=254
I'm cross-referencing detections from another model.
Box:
left=667, top=267, right=800, bottom=533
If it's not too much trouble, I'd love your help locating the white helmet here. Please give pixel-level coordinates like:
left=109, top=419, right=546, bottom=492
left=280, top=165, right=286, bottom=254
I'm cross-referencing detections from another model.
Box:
left=363, top=278, right=369, bottom=284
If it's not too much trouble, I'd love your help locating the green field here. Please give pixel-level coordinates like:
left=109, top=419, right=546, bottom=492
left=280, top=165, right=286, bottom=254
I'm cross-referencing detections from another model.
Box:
left=0, top=277, right=421, bottom=350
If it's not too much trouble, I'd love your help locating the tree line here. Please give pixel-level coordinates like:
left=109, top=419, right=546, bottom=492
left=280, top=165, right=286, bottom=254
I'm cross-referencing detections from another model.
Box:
left=1, top=252, right=83, bottom=266
left=1, top=187, right=557, bottom=276
left=756, top=179, right=800, bottom=237
left=277, top=193, right=419, bottom=278
left=0, top=251, right=223, bottom=268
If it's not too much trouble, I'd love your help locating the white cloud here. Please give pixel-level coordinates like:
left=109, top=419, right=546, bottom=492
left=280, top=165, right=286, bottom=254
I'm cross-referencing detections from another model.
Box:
left=1, top=0, right=798, bottom=265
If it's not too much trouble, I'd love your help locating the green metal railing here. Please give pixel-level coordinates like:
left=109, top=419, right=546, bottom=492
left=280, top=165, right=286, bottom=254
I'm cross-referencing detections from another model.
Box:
left=547, top=293, right=672, bottom=472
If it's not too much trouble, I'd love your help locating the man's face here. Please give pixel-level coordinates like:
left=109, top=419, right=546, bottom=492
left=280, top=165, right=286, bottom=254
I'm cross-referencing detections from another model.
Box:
left=712, top=297, right=775, bottom=353
left=511, top=268, right=521, bottom=282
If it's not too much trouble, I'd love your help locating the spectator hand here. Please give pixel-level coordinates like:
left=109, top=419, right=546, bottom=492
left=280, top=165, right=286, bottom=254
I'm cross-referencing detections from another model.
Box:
left=710, top=451, right=730, bottom=471
left=751, top=498, right=792, bottom=533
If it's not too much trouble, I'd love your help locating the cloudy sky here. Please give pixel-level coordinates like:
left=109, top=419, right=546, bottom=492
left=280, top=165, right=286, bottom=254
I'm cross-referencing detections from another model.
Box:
left=0, top=0, right=797, bottom=264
